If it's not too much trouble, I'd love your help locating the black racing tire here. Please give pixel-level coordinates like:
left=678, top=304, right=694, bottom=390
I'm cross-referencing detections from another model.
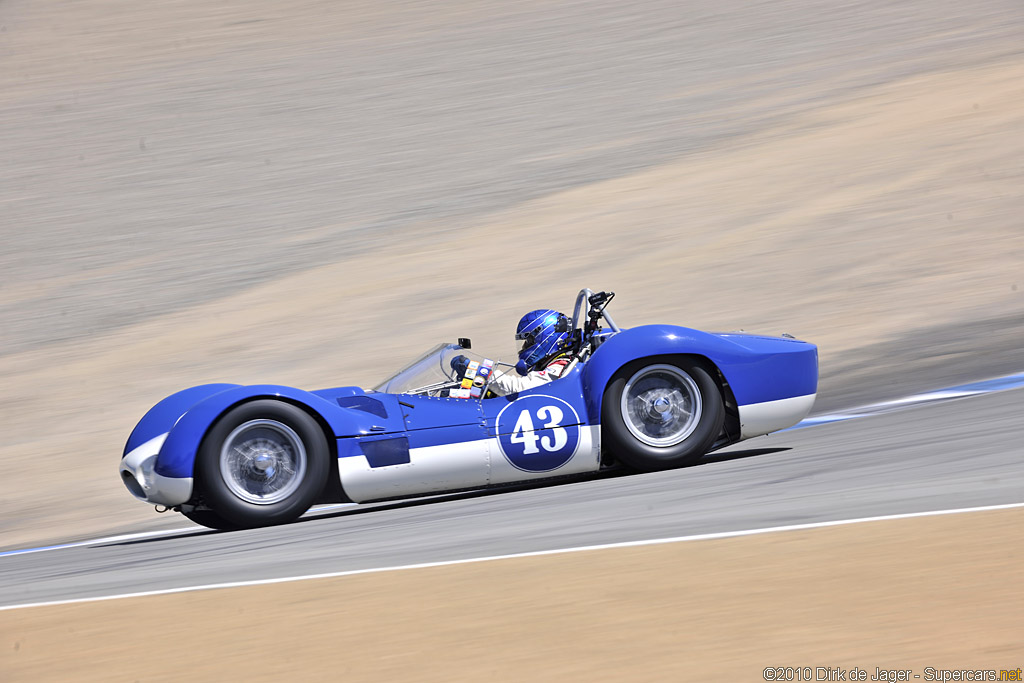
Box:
left=180, top=507, right=240, bottom=531
left=194, top=399, right=330, bottom=529
left=601, top=359, right=724, bottom=472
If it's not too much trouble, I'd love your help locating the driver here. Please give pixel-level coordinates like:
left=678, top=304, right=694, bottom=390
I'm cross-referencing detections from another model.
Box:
left=452, top=309, right=576, bottom=397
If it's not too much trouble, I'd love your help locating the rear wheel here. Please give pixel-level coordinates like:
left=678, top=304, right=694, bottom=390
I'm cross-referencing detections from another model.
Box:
left=602, top=360, right=724, bottom=471
left=194, top=400, right=330, bottom=529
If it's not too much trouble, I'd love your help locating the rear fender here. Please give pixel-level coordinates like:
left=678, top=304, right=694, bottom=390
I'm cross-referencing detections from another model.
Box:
left=581, top=325, right=817, bottom=420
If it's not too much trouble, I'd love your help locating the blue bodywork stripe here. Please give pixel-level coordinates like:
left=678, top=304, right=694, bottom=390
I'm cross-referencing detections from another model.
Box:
left=361, top=437, right=411, bottom=467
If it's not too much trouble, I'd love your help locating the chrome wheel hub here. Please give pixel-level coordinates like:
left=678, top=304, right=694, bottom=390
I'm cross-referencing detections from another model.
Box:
left=620, top=364, right=703, bottom=447
left=220, top=419, right=307, bottom=505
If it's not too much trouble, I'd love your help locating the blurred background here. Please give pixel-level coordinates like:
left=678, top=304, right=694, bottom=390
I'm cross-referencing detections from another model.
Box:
left=1, top=0, right=1022, bottom=547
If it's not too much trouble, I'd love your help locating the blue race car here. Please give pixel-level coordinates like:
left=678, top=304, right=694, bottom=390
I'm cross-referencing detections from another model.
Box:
left=120, top=289, right=818, bottom=529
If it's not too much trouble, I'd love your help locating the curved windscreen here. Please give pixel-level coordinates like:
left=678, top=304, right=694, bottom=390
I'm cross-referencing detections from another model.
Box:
left=374, top=343, right=494, bottom=395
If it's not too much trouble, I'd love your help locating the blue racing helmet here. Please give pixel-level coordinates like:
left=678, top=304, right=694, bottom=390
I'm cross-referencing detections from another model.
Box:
left=515, top=309, right=570, bottom=375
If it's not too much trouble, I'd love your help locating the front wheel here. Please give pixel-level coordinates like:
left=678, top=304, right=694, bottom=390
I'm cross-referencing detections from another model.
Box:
left=602, top=360, right=724, bottom=471
left=194, top=400, right=330, bottom=529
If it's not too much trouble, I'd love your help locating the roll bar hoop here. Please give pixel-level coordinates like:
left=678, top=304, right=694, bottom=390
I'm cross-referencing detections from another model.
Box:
left=570, top=288, right=620, bottom=339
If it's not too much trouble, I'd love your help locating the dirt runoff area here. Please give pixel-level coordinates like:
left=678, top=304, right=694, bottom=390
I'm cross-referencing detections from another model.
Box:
left=2, top=507, right=1022, bottom=681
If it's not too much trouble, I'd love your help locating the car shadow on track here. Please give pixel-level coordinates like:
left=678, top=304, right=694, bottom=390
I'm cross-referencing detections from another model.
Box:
left=105, top=446, right=791, bottom=547
left=703, top=446, right=791, bottom=464
left=105, top=476, right=630, bottom=548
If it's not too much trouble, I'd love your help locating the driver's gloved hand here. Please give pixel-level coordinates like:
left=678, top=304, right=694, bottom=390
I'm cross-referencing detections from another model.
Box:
left=450, top=355, right=470, bottom=379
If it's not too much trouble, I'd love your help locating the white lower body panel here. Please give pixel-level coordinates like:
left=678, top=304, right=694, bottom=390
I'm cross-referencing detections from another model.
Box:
left=489, top=424, right=601, bottom=485
left=338, top=425, right=602, bottom=503
left=738, top=394, right=817, bottom=439
left=338, top=438, right=491, bottom=503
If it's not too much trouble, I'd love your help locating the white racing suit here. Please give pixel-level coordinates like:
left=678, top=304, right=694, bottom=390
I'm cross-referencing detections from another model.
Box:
left=486, top=355, right=575, bottom=397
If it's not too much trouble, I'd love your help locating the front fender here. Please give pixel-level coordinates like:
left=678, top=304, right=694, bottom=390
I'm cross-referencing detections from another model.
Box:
left=154, top=384, right=379, bottom=480
left=124, top=383, right=240, bottom=456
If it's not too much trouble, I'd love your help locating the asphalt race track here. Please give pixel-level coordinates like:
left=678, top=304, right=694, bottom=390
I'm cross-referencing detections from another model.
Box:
left=2, top=383, right=1021, bottom=610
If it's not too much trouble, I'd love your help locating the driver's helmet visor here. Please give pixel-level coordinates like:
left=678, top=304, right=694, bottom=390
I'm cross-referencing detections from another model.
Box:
left=512, top=329, right=544, bottom=356
left=517, top=332, right=537, bottom=353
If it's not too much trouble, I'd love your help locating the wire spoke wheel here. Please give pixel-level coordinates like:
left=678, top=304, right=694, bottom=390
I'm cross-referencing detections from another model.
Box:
left=219, top=419, right=308, bottom=505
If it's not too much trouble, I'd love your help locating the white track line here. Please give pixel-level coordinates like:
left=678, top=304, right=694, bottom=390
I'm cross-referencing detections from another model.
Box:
left=791, top=370, right=1024, bottom=429
left=3, top=501, right=1022, bottom=612
left=0, top=528, right=190, bottom=559
left=0, top=503, right=359, bottom=559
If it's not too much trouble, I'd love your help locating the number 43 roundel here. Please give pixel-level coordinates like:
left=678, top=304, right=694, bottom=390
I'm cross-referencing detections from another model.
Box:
left=496, top=395, right=581, bottom=472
